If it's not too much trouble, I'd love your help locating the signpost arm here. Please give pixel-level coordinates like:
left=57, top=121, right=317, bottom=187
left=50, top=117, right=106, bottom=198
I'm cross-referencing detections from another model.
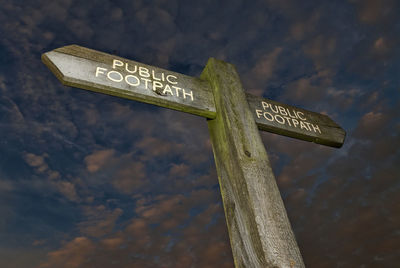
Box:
left=201, top=58, right=305, bottom=268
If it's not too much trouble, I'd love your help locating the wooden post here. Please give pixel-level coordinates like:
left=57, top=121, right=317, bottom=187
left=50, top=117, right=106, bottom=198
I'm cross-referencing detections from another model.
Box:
left=201, top=58, right=305, bottom=268
left=43, top=45, right=346, bottom=267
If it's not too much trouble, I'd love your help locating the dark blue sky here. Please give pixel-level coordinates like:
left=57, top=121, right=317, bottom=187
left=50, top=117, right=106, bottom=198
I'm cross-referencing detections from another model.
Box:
left=0, top=0, right=399, bottom=267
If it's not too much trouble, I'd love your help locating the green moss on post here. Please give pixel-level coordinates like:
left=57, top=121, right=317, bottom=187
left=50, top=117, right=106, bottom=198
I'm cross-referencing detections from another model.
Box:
left=201, top=58, right=305, bottom=268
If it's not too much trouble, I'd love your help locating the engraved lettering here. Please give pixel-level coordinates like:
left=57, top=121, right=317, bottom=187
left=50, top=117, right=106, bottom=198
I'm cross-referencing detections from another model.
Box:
left=270, top=104, right=278, bottom=113
left=311, top=123, right=321, bottom=134
left=107, top=70, right=123, bottom=82
left=152, top=70, right=162, bottom=81
left=141, top=78, right=151, bottom=89
left=94, top=59, right=195, bottom=102
left=125, top=75, right=140, bottom=86
left=278, top=106, right=287, bottom=116
left=152, top=81, right=163, bottom=92
left=292, top=118, right=299, bottom=128
left=262, top=101, right=269, bottom=110
left=182, top=88, right=194, bottom=101
left=297, top=111, right=306, bottom=121
left=125, top=63, right=137, bottom=74
left=166, top=75, right=178, bottom=85
left=112, top=59, right=123, bottom=69
left=274, top=114, right=285, bottom=124
left=163, top=84, right=174, bottom=96
left=95, top=67, right=107, bottom=77
left=284, top=116, right=292, bottom=126
left=139, top=67, right=150, bottom=78
left=172, top=86, right=182, bottom=97
left=300, top=121, right=309, bottom=131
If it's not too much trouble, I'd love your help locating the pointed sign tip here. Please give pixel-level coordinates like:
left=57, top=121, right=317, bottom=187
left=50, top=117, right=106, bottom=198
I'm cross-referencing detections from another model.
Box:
left=41, top=51, right=66, bottom=84
left=41, top=50, right=68, bottom=85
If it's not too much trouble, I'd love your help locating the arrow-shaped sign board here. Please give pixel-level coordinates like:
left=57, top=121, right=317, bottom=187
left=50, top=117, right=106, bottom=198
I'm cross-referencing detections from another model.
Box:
left=248, top=94, right=345, bottom=147
left=42, top=45, right=345, bottom=147
left=42, top=45, right=216, bottom=119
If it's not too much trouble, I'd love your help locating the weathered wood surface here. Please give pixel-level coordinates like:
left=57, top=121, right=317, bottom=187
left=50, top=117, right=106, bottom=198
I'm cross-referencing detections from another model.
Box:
left=42, top=45, right=345, bottom=148
left=42, top=45, right=216, bottom=118
left=247, top=94, right=346, bottom=148
left=202, top=58, right=305, bottom=268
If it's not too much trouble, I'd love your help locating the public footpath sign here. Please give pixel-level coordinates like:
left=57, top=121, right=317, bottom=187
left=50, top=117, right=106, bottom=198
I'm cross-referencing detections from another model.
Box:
left=42, top=45, right=216, bottom=119
left=42, top=45, right=346, bottom=268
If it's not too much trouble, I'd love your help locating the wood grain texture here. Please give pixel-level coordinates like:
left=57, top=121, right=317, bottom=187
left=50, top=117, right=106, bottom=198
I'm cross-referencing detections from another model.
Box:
left=202, top=58, right=305, bottom=268
left=42, top=45, right=216, bottom=119
left=42, top=45, right=345, bottom=148
left=247, top=94, right=346, bottom=148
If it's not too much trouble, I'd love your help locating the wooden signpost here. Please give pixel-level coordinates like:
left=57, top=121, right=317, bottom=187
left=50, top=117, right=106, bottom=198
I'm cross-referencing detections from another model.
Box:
left=42, top=45, right=346, bottom=268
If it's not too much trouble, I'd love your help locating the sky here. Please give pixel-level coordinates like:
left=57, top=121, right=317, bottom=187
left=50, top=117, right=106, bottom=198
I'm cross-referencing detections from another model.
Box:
left=0, top=0, right=399, bottom=267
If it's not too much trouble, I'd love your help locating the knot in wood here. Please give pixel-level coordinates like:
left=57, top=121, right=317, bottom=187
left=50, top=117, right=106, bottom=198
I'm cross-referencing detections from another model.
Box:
left=154, top=87, right=166, bottom=96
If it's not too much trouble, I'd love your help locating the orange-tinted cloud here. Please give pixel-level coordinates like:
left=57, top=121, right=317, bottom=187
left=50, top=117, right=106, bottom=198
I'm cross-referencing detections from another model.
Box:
left=78, top=206, right=123, bottom=238
left=23, top=152, right=48, bottom=172
left=168, top=163, right=190, bottom=177
left=350, top=0, right=397, bottom=25
left=243, top=47, right=283, bottom=95
left=353, top=111, right=390, bottom=139
left=84, top=149, right=115, bottom=173
left=112, top=161, right=146, bottom=194
left=39, top=237, right=95, bottom=268
left=39, top=188, right=233, bottom=267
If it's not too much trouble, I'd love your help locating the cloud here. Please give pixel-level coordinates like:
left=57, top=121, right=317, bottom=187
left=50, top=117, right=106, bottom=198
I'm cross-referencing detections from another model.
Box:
left=39, top=237, right=95, bottom=268
left=23, top=153, right=47, bottom=169
left=84, top=149, right=148, bottom=194
left=0, top=247, right=47, bottom=268
left=0, top=180, right=13, bottom=192
left=100, top=236, right=124, bottom=250
left=285, top=76, right=323, bottom=104
left=289, top=11, right=321, bottom=41
left=67, top=18, right=94, bottom=40
left=78, top=205, right=123, bottom=238
left=135, top=194, right=186, bottom=225
left=0, top=96, right=25, bottom=124
left=243, top=47, right=283, bottom=95
left=374, top=37, right=389, bottom=53
left=280, top=70, right=339, bottom=109
left=22, top=151, right=82, bottom=202
left=350, top=0, right=398, bottom=25
left=111, top=161, right=146, bottom=194
left=303, top=35, right=337, bottom=71
left=110, top=7, right=123, bottom=21
left=353, top=111, right=390, bottom=139
left=39, top=188, right=232, bottom=267
left=54, top=181, right=79, bottom=202
left=326, top=88, right=362, bottom=109
left=84, top=149, right=115, bottom=173
left=135, top=136, right=174, bottom=158
left=168, top=163, right=190, bottom=177
left=261, top=132, right=333, bottom=192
